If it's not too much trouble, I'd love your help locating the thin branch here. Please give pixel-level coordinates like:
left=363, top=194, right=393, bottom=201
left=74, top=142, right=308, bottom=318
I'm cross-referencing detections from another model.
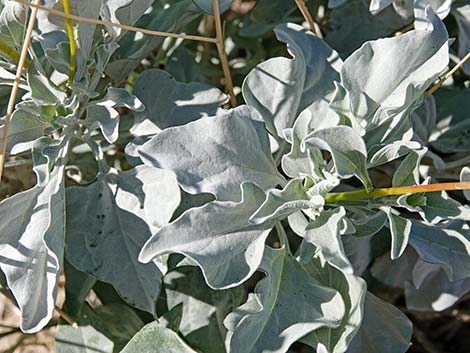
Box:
left=325, top=182, right=470, bottom=204
left=394, top=22, right=414, bottom=36
left=426, top=51, right=470, bottom=96
left=213, top=0, right=237, bottom=107
left=0, top=0, right=40, bottom=182
left=294, top=0, right=318, bottom=35
left=54, top=305, right=78, bottom=328
left=14, top=0, right=218, bottom=44
left=61, top=0, right=76, bottom=84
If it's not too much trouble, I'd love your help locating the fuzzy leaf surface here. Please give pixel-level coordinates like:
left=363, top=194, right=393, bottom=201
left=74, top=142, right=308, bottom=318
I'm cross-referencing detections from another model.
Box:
left=139, top=106, right=283, bottom=201
left=65, top=166, right=180, bottom=313
left=225, top=246, right=345, bottom=353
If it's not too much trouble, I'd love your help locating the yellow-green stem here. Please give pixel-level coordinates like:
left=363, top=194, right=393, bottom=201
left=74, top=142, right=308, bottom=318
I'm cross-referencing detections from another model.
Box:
left=62, top=0, right=76, bottom=85
left=325, top=182, right=470, bottom=204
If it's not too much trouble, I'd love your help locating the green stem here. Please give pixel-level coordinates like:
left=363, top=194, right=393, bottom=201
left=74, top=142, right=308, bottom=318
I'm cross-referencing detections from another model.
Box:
left=275, top=222, right=290, bottom=252
left=0, top=39, right=29, bottom=68
left=325, top=182, right=470, bottom=204
left=62, top=0, right=76, bottom=85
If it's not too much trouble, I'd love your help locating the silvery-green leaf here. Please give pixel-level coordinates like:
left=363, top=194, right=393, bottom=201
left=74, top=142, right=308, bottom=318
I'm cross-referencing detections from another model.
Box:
left=281, top=113, right=326, bottom=180
left=86, top=87, right=144, bottom=143
left=342, top=235, right=373, bottom=275
left=79, top=303, right=144, bottom=349
left=432, top=86, right=469, bottom=134
left=0, top=165, right=65, bottom=333
left=32, top=135, right=71, bottom=185
left=245, top=0, right=296, bottom=29
left=58, top=303, right=144, bottom=351
left=98, top=87, right=145, bottom=112
left=139, top=106, right=284, bottom=201
left=345, top=293, right=412, bottom=353
left=131, top=69, right=227, bottom=135
left=411, top=95, right=436, bottom=144
left=369, top=0, right=394, bottom=15
left=192, top=0, right=233, bottom=15
left=139, top=183, right=273, bottom=289
left=370, top=249, right=418, bottom=288
left=300, top=255, right=366, bottom=353
left=172, top=189, right=215, bottom=220
left=38, top=31, right=70, bottom=76
left=368, top=140, right=421, bottom=167
left=298, top=207, right=353, bottom=273
left=243, top=23, right=342, bottom=138
left=0, top=1, right=26, bottom=48
left=166, top=47, right=205, bottom=83
left=124, top=135, right=149, bottom=166
left=431, top=119, right=470, bottom=153
left=361, top=86, right=420, bottom=152
left=460, top=167, right=470, bottom=201
left=27, top=61, right=67, bottom=106
left=120, top=322, right=197, bottom=353
left=249, top=178, right=324, bottom=225
left=392, top=148, right=427, bottom=186
left=0, top=67, right=28, bottom=89
left=65, top=166, right=180, bottom=313
left=331, top=7, right=448, bottom=126
left=56, top=325, right=114, bottom=353
left=0, top=109, right=49, bottom=155
left=454, top=4, right=470, bottom=75
left=303, top=126, right=372, bottom=190
left=75, top=0, right=103, bottom=77
left=414, top=0, right=451, bottom=28
left=383, top=207, right=411, bottom=259
left=325, top=0, right=408, bottom=57
left=158, top=303, right=183, bottom=331
left=101, top=0, right=154, bottom=38
left=405, top=259, right=470, bottom=311
left=104, top=1, right=201, bottom=83
left=409, top=220, right=470, bottom=281
left=308, top=172, right=341, bottom=197
left=163, top=266, right=245, bottom=353
left=86, top=104, right=120, bottom=144
left=47, top=0, right=103, bottom=77
left=225, top=246, right=345, bottom=353
left=236, top=0, right=298, bottom=38
left=418, top=191, right=462, bottom=223
left=351, top=211, right=387, bottom=237
left=397, top=192, right=427, bottom=212
left=63, top=262, right=96, bottom=317
left=329, top=0, right=348, bottom=8
left=89, top=42, right=119, bottom=90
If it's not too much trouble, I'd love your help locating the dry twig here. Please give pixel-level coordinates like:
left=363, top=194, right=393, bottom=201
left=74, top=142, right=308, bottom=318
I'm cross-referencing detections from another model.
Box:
left=0, top=0, right=41, bottom=182
left=394, top=22, right=414, bottom=36
left=294, top=0, right=318, bottom=35
left=212, top=0, right=237, bottom=106
left=426, top=51, right=470, bottom=96
left=14, top=0, right=217, bottom=43
left=54, top=306, right=78, bottom=328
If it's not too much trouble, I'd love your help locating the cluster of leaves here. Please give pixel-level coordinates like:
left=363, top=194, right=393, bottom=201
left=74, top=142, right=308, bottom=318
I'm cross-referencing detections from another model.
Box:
left=0, top=0, right=469, bottom=352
